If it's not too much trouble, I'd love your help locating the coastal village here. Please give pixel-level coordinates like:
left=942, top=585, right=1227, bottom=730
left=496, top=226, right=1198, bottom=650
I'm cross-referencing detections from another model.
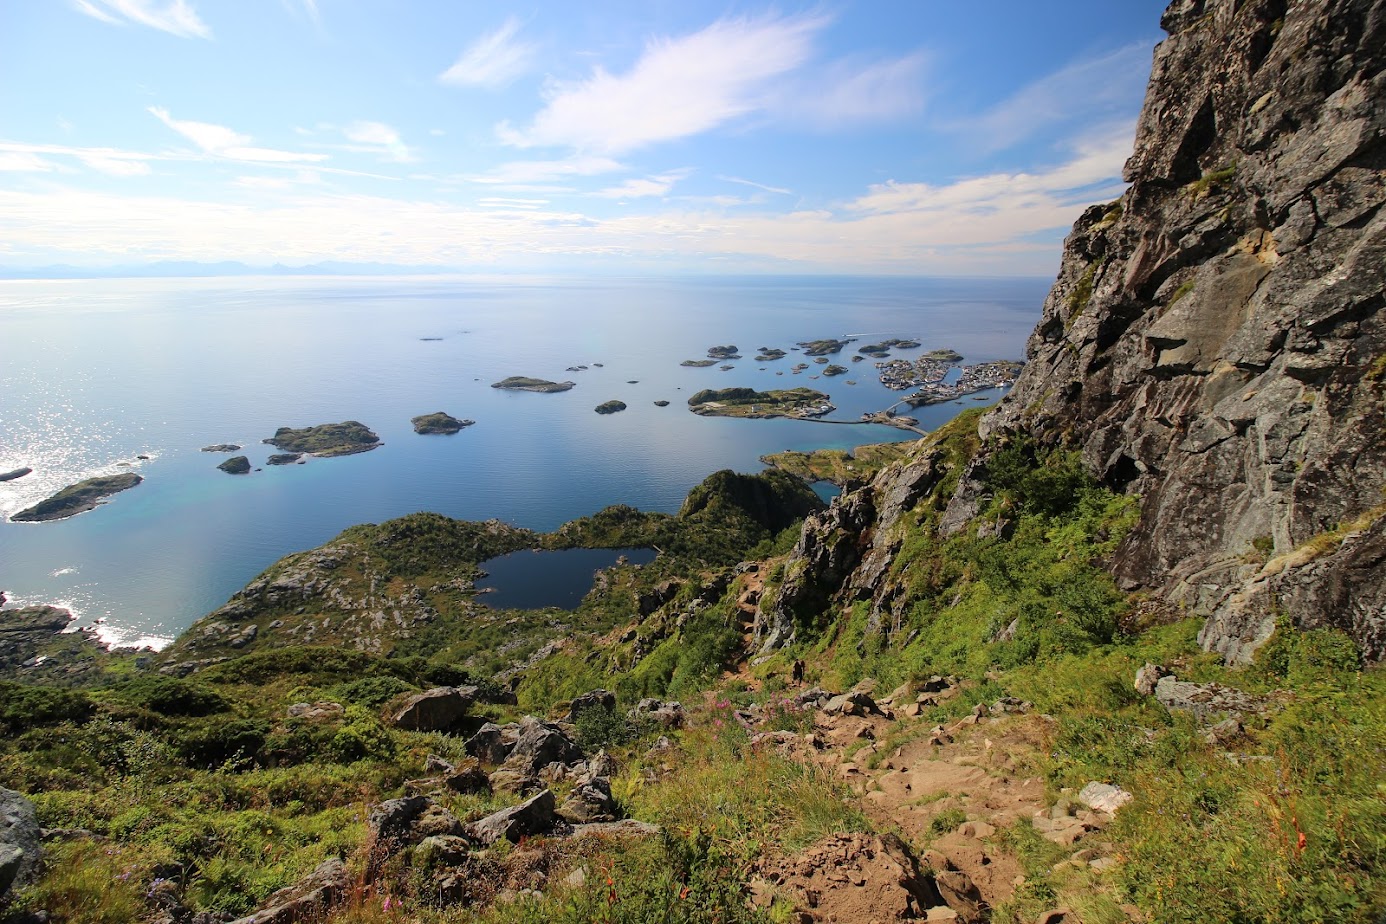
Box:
left=877, top=353, right=1025, bottom=406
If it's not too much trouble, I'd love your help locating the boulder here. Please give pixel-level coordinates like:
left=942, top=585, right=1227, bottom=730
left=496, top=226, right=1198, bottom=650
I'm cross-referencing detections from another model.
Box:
left=504, top=716, right=584, bottom=774
left=286, top=701, right=344, bottom=721
left=389, top=686, right=478, bottom=732
left=488, top=767, right=543, bottom=796
left=629, top=698, right=686, bottom=728
left=1134, top=662, right=1169, bottom=696
left=565, top=690, right=615, bottom=722
left=464, top=722, right=515, bottom=765
left=1077, top=782, right=1133, bottom=816
left=559, top=776, right=619, bottom=824
left=366, top=796, right=462, bottom=862
left=0, top=787, right=41, bottom=900
left=227, top=857, right=347, bottom=924
left=822, top=691, right=881, bottom=717
left=465, top=790, right=561, bottom=846
left=1153, top=676, right=1268, bottom=720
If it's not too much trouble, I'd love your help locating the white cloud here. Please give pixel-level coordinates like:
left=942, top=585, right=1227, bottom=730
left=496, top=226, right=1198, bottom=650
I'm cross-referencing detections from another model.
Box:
left=148, top=106, right=328, bottom=163
left=469, top=156, right=624, bottom=186
left=439, top=17, right=536, bottom=88
left=74, top=0, right=211, bottom=39
left=593, top=170, right=691, bottom=200
left=0, top=140, right=155, bottom=176
left=0, top=125, right=1134, bottom=274
left=0, top=151, right=59, bottom=172
left=343, top=121, right=414, bottom=163
left=952, top=42, right=1153, bottom=153
left=498, top=13, right=826, bottom=154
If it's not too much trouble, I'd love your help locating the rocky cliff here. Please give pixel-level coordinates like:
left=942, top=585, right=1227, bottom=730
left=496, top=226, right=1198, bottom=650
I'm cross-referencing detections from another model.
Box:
left=762, top=0, right=1386, bottom=664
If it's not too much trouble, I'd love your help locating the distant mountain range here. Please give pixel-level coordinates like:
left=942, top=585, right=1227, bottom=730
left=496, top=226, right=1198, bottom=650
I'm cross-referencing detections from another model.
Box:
left=0, top=260, right=461, bottom=280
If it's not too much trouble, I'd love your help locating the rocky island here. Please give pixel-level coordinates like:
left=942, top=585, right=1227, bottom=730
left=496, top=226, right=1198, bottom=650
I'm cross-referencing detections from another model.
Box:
left=797, top=338, right=854, bottom=356
left=594, top=400, right=627, bottom=414
left=263, top=421, right=381, bottom=456
left=0, top=467, right=33, bottom=482
left=490, top=377, right=576, bottom=393
left=754, top=348, right=787, bottom=361
left=200, top=444, right=241, bottom=453
left=267, top=453, right=304, bottom=465
left=687, top=386, right=832, bottom=419
left=411, top=412, right=475, bottom=435
left=217, top=456, right=251, bottom=475
left=706, top=344, right=740, bottom=359
left=10, top=473, right=143, bottom=522
left=680, top=359, right=718, bottom=367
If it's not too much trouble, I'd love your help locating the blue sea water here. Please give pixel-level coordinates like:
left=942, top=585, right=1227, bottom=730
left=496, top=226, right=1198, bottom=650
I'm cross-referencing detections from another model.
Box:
left=0, top=274, right=1047, bottom=647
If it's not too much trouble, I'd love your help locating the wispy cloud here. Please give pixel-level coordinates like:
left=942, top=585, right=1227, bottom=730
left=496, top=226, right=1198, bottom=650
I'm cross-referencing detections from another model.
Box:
left=149, top=107, right=327, bottom=164
left=950, top=41, right=1153, bottom=153
left=0, top=140, right=154, bottom=176
left=74, top=0, right=211, bottom=39
left=718, top=175, right=791, bottom=196
left=468, top=155, right=624, bottom=186
left=592, top=170, right=691, bottom=200
left=497, top=13, right=826, bottom=154
left=342, top=121, right=414, bottom=163
left=784, top=52, right=927, bottom=127
left=439, top=17, right=536, bottom=88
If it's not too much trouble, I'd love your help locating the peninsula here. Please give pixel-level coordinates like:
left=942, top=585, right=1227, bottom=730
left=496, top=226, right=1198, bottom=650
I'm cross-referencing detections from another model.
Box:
left=11, top=473, right=143, bottom=522
left=263, top=421, right=381, bottom=456
left=490, top=377, right=576, bottom=393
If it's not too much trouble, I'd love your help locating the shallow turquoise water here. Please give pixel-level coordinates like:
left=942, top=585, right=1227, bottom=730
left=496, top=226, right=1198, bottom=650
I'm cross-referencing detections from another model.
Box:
left=0, top=273, right=1046, bottom=645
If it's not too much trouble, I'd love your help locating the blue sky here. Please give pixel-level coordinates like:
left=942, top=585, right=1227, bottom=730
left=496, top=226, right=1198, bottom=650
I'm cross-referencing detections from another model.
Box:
left=1, top=1, right=1168, bottom=274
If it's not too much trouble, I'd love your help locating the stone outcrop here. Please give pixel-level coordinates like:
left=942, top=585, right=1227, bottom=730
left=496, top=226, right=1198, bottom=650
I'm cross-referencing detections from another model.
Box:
left=972, top=0, right=1386, bottom=661
left=759, top=0, right=1386, bottom=665
left=389, top=686, right=478, bottom=732
left=227, top=857, right=348, bottom=924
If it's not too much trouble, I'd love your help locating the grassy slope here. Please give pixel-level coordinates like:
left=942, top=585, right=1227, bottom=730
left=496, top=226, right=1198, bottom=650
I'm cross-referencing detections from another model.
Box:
left=3, top=417, right=1382, bottom=924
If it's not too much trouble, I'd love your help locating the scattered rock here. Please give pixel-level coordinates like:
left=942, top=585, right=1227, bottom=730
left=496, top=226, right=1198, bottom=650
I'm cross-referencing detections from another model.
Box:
left=466, top=790, right=561, bottom=846
left=465, top=722, right=515, bottom=765
left=559, top=776, right=618, bottom=823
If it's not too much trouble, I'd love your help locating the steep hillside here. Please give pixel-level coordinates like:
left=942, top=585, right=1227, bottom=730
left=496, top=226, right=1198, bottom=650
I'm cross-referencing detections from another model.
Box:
left=984, top=0, right=1386, bottom=662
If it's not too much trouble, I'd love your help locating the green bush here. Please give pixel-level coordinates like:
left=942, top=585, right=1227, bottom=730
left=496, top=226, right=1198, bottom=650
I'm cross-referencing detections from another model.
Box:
left=0, top=682, right=93, bottom=733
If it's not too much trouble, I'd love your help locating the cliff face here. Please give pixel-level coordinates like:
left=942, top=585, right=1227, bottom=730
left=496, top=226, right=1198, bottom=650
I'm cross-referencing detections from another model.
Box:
left=763, top=0, right=1386, bottom=663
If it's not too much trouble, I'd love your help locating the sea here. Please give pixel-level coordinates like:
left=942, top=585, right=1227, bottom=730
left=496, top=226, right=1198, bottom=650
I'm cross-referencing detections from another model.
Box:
left=0, top=274, right=1049, bottom=648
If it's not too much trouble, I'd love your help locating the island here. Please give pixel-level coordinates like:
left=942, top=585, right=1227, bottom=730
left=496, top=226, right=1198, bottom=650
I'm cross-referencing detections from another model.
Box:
left=797, top=338, right=854, bottom=356
left=877, top=353, right=1024, bottom=404
left=595, top=400, right=628, bottom=414
left=707, top=345, right=740, bottom=359
left=217, top=456, right=251, bottom=475
left=822, top=364, right=848, bottom=376
left=200, top=444, right=241, bottom=453
left=680, top=359, right=718, bottom=368
left=411, top=412, right=475, bottom=435
left=263, top=421, right=381, bottom=456
left=0, top=467, right=32, bottom=482
left=653, top=400, right=670, bottom=407
left=491, top=377, right=576, bottom=393
left=686, top=386, right=833, bottom=419
left=856, top=338, right=922, bottom=357
left=11, top=473, right=143, bottom=522
left=267, top=453, right=303, bottom=465
left=754, top=349, right=787, bottom=361
left=922, top=348, right=964, bottom=362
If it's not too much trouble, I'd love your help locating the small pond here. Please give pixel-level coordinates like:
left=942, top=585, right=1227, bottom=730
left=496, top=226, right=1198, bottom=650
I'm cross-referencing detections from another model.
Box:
left=474, top=547, right=658, bottom=610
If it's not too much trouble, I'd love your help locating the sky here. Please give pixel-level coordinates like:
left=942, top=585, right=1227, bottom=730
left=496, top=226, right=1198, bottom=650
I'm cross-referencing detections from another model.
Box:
left=0, top=1, right=1170, bottom=275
